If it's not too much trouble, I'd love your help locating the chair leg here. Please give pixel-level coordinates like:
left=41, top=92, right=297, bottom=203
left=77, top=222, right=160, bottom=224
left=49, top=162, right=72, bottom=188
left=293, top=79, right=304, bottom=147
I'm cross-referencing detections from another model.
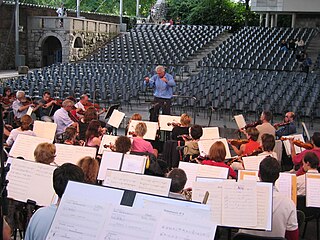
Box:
left=317, top=216, right=319, bottom=240
left=302, top=221, right=308, bottom=238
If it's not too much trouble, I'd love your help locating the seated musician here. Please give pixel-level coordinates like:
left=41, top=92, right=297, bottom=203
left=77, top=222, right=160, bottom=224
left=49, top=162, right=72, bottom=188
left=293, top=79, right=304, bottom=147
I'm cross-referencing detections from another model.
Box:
left=256, top=111, right=276, bottom=143
left=131, top=122, right=158, bottom=157
left=25, top=163, right=84, bottom=240
left=167, top=168, right=187, bottom=200
left=37, top=91, right=58, bottom=122
left=198, top=141, right=237, bottom=179
left=290, top=132, right=320, bottom=176
left=11, top=91, right=37, bottom=121
left=74, top=94, right=89, bottom=118
left=229, top=127, right=260, bottom=156
left=114, top=136, right=132, bottom=153
left=77, top=157, right=99, bottom=184
left=53, top=99, right=78, bottom=135
left=61, top=126, right=84, bottom=146
left=275, top=112, right=297, bottom=138
left=34, top=143, right=56, bottom=165
left=2, top=87, right=15, bottom=111
left=297, top=152, right=319, bottom=196
left=6, top=115, right=35, bottom=147
left=125, top=113, right=142, bottom=136
left=239, top=156, right=298, bottom=240
left=183, top=125, right=203, bottom=161
left=171, top=113, right=191, bottom=141
left=79, top=107, right=106, bottom=141
left=258, top=134, right=278, bottom=160
left=85, top=120, right=105, bottom=148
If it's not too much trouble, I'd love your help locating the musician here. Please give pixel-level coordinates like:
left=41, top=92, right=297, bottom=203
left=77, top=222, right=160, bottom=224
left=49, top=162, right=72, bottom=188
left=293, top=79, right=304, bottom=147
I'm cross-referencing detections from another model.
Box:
left=34, top=143, right=56, bottom=165
left=125, top=113, right=142, bottom=136
left=258, top=134, right=278, bottom=160
left=6, top=115, right=35, bottom=147
left=74, top=94, right=89, bottom=118
left=275, top=112, right=296, bottom=138
left=198, top=141, right=237, bottom=179
left=290, top=132, right=320, bottom=176
left=167, top=168, right=187, bottom=200
left=229, top=127, right=260, bottom=156
left=38, top=91, right=58, bottom=122
left=114, top=136, right=132, bottom=153
left=25, top=163, right=84, bottom=240
left=1, top=87, right=15, bottom=111
left=183, top=125, right=203, bottom=161
left=240, top=156, right=298, bottom=239
left=256, top=111, right=275, bottom=143
left=85, top=120, right=105, bottom=148
left=11, top=91, right=35, bottom=120
left=53, top=99, right=78, bottom=135
left=79, top=107, right=106, bottom=141
left=297, top=152, right=319, bottom=196
left=171, top=113, right=191, bottom=141
left=144, top=65, right=176, bottom=122
left=131, top=122, right=158, bottom=157
left=77, top=157, right=99, bottom=184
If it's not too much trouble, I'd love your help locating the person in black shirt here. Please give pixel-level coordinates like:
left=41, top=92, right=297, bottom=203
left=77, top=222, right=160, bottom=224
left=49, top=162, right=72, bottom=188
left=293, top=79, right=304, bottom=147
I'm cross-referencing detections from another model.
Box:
left=171, top=113, right=192, bottom=141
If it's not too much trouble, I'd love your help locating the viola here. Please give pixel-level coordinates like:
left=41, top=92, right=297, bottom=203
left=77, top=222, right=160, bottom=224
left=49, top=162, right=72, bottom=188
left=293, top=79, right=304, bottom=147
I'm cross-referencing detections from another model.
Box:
left=243, top=120, right=262, bottom=129
left=167, top=122, right=181, bottom=127
left=228, top=139, right=249, bottom=147
left=83, top=101, right=100, bottom=111
left=274, top=122, right=290, bottom=129
left=280, top=137, right=313, bottom=150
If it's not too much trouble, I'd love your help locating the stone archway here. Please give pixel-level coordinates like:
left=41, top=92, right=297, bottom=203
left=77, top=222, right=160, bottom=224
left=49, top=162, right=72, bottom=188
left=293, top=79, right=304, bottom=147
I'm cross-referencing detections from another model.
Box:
left=73, top=36, right=84, bottom=48
left=41, top=36, right=62, bottom=67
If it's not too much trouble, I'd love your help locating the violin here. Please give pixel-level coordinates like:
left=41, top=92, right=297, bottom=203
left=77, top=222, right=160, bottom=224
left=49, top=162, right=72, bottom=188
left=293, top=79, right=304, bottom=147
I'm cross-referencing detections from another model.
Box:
left=225, top=147, right=263, bottom=166
left=177, top=134, right=192, bottom=141
left=228, top=139, right=249, bottom=147
left=280, top=137, right=314, bottom=150
left=243, top=120, right=262, bottom=129
left=274, top=122, right=290, bottom=129
left=103, top=144, right=116, bottom=151
left=128, top=131, right=137, bottom=137
left=83, top=101, right=100, bottom=111
left=167, top=122, right=181, bottom=127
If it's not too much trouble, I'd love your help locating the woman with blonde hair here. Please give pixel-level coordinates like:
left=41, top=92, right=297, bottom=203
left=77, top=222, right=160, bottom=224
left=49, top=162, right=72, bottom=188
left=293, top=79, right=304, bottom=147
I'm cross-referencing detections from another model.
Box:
left=34, top=143, right=56, bottom=165
left=77, top=157, right=99, bottom=184
left=131, top=122, right=158, bottom=157
left=6, top=115, right=35, bottom=146
left=172, top=113, right=191, bottom=141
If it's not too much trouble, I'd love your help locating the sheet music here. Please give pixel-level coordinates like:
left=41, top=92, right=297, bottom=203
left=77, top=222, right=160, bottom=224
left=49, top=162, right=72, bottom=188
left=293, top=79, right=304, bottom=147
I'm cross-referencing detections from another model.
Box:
left=301, top=122, right=311, bottom=141
left=54, top=144, right=97, bottom=166
left=196, top=177, right=231, bottom=183
left=121, top=154, right=146, bottom=174
left=275, top=173, right=295, bottom=203
left=9, top=134, right=53, bottom=161
left=306, top=173, right=320, bottom=207
left=98, top=135, right=119, bottom=154
left=158, top=115, right=181, bottom=131
left=127, top=120, right=159, bottom=140
left=238, top=170, right=259, bottom=181
left=198, top=138, right=231, bottom=158
left=200, top=127, right=220, bottom=140
left=7, top=158, right=56, bottom=206
left=46, top=181, right=124, bottom=240
left=107, top=109, right=125, bottom=128
left=26, top=106, right=33, bottom=116
left=103, top=170, right=171, bottom=196
left=222, top=181, right=257, bottom=227
left=97, top=151, right=123, bottom=180
left=154, top=212, right=217, bottom=240
left=282, top=134, right=305, bottom=155
left=192, top=181, right=223, bottom=224
left=242, top=155, right=266, bottom=171
left=179, top=162, right=228, bottom=188
left=33, top=121, right=57, bottom=140
left=254, top=182, right=273, bottom=231
left=234, top=114, right=246, bottom=129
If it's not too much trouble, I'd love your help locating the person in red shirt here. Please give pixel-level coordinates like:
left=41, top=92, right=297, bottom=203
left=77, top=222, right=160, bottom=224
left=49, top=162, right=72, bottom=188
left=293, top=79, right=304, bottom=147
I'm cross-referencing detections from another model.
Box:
left=229, top=127, right=260, bottom=156
left=198, top=141, right=237, bottom=179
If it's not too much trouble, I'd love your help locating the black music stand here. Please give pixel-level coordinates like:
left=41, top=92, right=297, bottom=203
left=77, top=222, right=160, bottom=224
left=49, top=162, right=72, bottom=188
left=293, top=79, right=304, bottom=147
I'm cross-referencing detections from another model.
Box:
left=104, top=104, right=120, bottom=135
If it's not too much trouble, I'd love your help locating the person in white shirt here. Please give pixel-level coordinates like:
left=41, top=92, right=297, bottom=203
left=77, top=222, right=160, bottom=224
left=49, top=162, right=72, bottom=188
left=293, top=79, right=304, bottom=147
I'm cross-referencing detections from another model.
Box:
left=74, top=94, right=89, bottom=118
left=258, top=133, right=278, bottom=160
left=167, top=168, right=187, bottom=200
left=256, top=111, right=276, bottom=143
left=240, top=156, right=299, bottom=239
left=6, top=115, right=35, bottom=146
left=297, top=152, right=319, bottom=196
left=53, top=99, right=78, bottom=135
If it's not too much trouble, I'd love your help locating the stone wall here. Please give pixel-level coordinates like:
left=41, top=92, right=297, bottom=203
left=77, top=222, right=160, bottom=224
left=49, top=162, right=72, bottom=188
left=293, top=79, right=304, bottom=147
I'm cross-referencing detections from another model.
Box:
left=296, top=14, right=320, bottom=28
left=0, top=2, right=126, bottom=70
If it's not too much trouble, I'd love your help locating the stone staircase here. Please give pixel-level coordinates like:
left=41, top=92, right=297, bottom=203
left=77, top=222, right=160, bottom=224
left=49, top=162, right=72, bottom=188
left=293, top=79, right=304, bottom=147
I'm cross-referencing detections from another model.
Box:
left=176, top=31, right=233, bottom=81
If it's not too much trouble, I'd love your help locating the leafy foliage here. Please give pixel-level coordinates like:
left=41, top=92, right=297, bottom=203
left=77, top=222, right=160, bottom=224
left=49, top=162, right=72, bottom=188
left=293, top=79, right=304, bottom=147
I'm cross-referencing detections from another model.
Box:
left=167, top=0, right=259, bottom=27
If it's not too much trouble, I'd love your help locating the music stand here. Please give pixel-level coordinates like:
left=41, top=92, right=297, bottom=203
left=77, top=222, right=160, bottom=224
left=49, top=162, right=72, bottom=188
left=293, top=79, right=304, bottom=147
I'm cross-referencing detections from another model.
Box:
left=105, top=104, right=121, bottom=120
left=104, top=104, right=120, bottom=135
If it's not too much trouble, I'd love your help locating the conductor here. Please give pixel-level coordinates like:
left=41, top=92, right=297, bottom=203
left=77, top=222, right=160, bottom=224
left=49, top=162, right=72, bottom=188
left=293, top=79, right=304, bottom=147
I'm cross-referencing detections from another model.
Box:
left=144, top=65, right=176, bottom=122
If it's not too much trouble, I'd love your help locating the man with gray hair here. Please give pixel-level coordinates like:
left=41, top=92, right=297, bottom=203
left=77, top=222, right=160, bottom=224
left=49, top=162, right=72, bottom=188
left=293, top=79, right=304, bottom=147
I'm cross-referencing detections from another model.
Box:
left=53, top=99, right=78, bottom=135
left=144, top=65, right=176, bottom=121
left=12, top=91, right=36, bottom=120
